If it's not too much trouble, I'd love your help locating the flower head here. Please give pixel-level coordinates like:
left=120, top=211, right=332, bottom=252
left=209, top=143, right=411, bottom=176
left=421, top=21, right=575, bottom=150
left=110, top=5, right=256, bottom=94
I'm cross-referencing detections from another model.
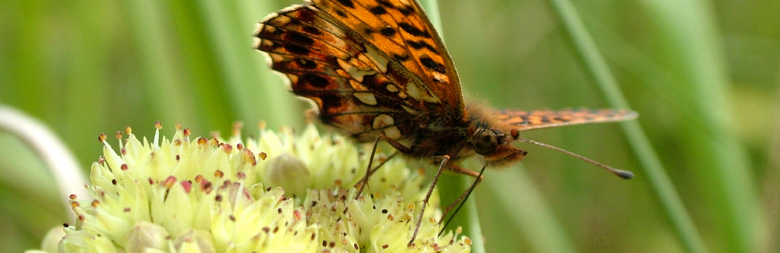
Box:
left=39, top=122, right=470, bottom=252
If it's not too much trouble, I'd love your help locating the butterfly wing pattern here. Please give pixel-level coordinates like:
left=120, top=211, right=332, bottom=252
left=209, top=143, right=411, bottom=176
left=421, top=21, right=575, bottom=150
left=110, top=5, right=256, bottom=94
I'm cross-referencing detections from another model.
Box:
left=254, top=0, right=465, bottom=150
left=498, top=108, right=637, bottom=131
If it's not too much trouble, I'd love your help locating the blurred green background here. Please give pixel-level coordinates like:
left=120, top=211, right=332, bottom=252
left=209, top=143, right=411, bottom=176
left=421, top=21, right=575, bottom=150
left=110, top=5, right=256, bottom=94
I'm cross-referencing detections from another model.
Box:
left=1, top=0, right=777, bottom=252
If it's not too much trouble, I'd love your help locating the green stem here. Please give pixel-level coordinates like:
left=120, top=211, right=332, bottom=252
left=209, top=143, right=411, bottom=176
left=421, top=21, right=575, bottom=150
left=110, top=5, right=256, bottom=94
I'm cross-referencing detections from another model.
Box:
left=546, top=0, right=708, bottom=252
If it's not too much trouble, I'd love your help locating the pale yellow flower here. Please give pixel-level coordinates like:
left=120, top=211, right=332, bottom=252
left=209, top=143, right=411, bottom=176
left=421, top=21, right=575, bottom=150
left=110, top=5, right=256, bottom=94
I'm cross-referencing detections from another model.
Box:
left=35, top=122, right=471, bottom=252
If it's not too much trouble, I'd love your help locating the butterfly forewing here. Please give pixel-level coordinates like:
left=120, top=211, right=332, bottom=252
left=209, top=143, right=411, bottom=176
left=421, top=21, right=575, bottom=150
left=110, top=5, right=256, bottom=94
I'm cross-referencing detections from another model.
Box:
left=498, top=108, right=638, bottom=131
left=311, top=0, right=465, bottom=110
left=255, top=0, right=465, bottom=144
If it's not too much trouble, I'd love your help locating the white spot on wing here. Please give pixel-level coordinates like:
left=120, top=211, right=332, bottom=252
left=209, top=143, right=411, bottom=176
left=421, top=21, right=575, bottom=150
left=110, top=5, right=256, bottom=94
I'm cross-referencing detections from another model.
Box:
left=338, top=58, right=375, bottom=82
left=402, top=105, right=418, bottom=115
left=353, top=93, right=377, bottom=105
left=364, top=46, right=389, bottom=73
left=385, top=84, right=398, bottom=93
left=404, top=80, right=440, bottom=103
left=406, top=82, right=420, bottom=99
left=349, top=80, right=368, bottom=92
left=384, top=126, right=402, bottom=140
left=372, top=114, right=394, bottom=129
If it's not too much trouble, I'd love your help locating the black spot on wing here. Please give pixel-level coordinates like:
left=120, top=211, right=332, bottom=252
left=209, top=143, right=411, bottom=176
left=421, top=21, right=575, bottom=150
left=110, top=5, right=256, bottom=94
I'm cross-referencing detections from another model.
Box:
left=420, top=56, right=446, bottom=74
left=286, top=31, right=315, bottom=46
left=317, top=94, right=344, bottom=117
left=407, top=40, right=438, bottom=54
left=398, top=22, right=430, bottom=38
left=380, top=27, right=396, bottom=37
left=369, top=6, right=387, bottom=15
left=300, top=74, right=330, bottom=88
left=377, top=0, right=394, bottom=8
left=392, top=54, right=409, bottom=61
left=296, top=59, right=317, bottom=69
left=399, top=6, right=413, bottom=16
left=302, top=25, right=322, bottom=35
left=283, top=44, right=310, bottom=55
left=337, top=0, right=354, bottom=8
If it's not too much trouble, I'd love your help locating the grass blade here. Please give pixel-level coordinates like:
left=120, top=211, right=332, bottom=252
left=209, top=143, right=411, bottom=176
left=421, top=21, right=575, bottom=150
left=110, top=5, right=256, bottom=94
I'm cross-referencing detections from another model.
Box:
left=546, top=0, right=708, bottom=251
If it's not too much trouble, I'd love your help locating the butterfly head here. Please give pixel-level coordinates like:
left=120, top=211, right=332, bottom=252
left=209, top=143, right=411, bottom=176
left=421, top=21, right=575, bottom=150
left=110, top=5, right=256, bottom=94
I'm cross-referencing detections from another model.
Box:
left=469, top=127, right=527, bottom=168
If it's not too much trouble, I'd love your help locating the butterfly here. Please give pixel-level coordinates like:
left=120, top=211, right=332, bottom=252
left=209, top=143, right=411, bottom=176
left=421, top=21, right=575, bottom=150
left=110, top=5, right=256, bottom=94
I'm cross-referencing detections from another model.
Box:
left=254, top=0, right=637, bottom=247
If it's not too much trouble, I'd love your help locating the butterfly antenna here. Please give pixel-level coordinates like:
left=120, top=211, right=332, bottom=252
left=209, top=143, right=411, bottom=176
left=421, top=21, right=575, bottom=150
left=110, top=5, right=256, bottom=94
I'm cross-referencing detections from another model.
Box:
left=516, top=137, right=634, bottom=179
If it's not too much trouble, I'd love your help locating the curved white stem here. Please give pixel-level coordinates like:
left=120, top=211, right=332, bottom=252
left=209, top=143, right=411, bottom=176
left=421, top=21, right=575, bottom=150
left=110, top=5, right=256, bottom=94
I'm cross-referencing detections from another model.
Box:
left=0, top=106, right=88, bottom=221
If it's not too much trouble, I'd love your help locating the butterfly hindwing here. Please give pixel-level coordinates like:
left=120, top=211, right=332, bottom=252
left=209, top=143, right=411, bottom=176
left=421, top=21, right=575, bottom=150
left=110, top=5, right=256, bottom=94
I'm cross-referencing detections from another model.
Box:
left=498, top=108, right=638, bottom=131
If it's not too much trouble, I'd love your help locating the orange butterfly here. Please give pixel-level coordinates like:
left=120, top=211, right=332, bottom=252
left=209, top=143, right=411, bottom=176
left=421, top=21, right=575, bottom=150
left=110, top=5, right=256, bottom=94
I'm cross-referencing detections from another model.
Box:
left=254, top=0, right=636, bottom=247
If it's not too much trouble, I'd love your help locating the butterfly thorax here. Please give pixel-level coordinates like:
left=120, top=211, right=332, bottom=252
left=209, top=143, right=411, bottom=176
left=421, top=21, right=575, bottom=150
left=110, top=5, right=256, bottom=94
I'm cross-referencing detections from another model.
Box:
left=405, top=118, right=471, bottom=160
left=399, top=102, right=528, bottom=168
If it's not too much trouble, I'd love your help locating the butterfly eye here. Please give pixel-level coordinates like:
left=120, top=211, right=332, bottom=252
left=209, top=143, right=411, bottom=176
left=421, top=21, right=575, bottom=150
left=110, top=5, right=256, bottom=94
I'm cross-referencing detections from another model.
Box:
left=472, top=129, right=499, bottom=155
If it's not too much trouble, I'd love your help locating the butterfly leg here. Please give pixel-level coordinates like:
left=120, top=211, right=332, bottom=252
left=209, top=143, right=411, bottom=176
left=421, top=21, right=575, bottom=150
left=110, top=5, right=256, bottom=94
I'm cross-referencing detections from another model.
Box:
left=368, top=152, right=398, bottom=176
left=355, top=152, right=400, bottom=199
left=438, top=164, right=487, bottom=235
left=446, top=164, right=483, bottom=179
left=409, top=154, right=450, bottom=247
left=355, top=133, right=407, bottom=199
left=355, top=135, right=382, bottom=199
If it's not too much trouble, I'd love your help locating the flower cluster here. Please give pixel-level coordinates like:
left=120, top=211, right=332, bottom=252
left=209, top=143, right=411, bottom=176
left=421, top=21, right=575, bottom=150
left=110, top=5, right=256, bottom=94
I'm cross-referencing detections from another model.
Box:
left=35, top=122, right=471, bottom=252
